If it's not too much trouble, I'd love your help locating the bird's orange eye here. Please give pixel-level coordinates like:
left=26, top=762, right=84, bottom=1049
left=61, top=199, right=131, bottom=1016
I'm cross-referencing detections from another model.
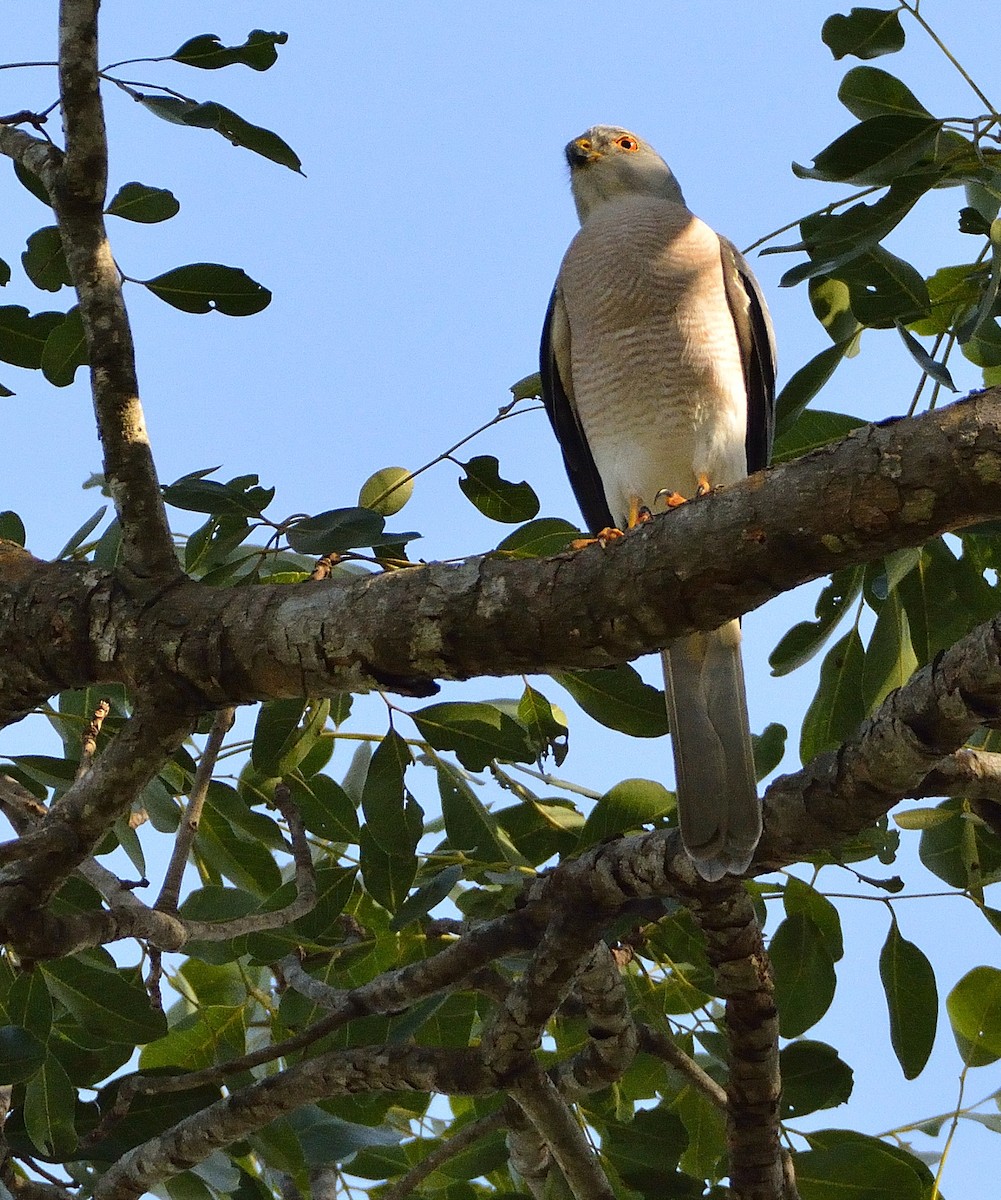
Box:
left=614, top=135, right=639, bottom=151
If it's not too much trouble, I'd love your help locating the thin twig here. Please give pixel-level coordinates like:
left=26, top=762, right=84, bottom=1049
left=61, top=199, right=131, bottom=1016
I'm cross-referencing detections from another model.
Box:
left=380, top=1109, right=509, bottom=1200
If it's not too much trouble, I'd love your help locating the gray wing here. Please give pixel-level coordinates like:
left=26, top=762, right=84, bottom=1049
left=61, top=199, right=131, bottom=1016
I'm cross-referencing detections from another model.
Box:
left=720, top=238, right=776, bottom=474
left=539, top=285, right=615, bottom=535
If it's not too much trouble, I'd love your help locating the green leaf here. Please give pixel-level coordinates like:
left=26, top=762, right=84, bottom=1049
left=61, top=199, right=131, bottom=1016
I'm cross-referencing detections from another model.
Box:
left=898, top=539, right=996, bottom=667
left=0, top=306, right=64, bottom=369
left=835, top=247, right=931, bottom=327
left=779, top=1041, right=854, bottom=1117
left=600, top=1105, right=688, bottom=1192
left=286, top=506, right=418, bottom=554
left=137, top=96, right=302, bottom=173
left=795, top=1131, right=925, bottom=1200
left=770, top=913, right=837, bottom=1037
left=800, top=628, right=866, bottom=763
left=21, top=226, right=71, bottom=292
left=919, top=798, right=1001, bottom=888
left=56, top=505, right=107, bottom=559
left=838, top=66, right=931, bottom=120
left=794, top=116, right=940, bottom=187
left=359, top=827, right=417, bottom=914
left=822, top=8, right=906, bottom=60
left=23, top=1054, right=77, bottom=1158
left=457, top=455, right=540, bottom=523
left=411, top=701, right=535, bottom=771
left=362, top=731, right=421, bottom=854
left=40, top=958, right=166, bottom=1044
left=577, top=779, right=674, bottom=849
left=251, top=698, right=328, bottom=778
left=106, top=181, right=180, bottom=223
left=947, top=965, right=1001, bottom=1066
left=140, top=1005, right=246, bottom=1071
left=0, top=255, right=10, bottom=286
left=358, top=466, right=413, bottom=516
left=769, top=566, right=863, bottom=677
left=554, top=665, right=668, bottom=738
left=752, top=722, right=787, bottom=782
left=495, top=517, right=580, bottom=558
left=772, top=409, right=866, bottom=464
left=774, top=341, right=855, bottom=435
left=6, top=968, right=54, bottom=1040
left=144, top=263, right=271, bottom=316
left=389, top=865, right=463, bottom=930
left=164, top=472, right=274, bottom=518
left=810, top=276, right=862, bottom=344
left=784, top=876, right=844, bottom=961
left=961, top=317, right=1001, bottom=368
left=13, top=161, right=50, bottom=205
left=0, top=1026, right=45, bottom=1084
left=436, top=763, right=525, bottom=865
left=195, top=801, right=283, bottom=897
left=289, top=773, right=359, bottom=844
left=910, top=263, right=985, bottom=336
left=670, top=1085, right=727, bottom=1181
left=171, top=30, right=288, bottom=71
left=862, top=588, right=917, bottom=711
left=510, top=371, right=542, bottom=400
left=517, top=684, right=569, bottom=765
left=0, top=511, right=27, bottom=546
left=41, top=306, right=88, bottom=387
left=894, top=322, right=957, bottom=390
left=879, top=917, right=937, bottom=1078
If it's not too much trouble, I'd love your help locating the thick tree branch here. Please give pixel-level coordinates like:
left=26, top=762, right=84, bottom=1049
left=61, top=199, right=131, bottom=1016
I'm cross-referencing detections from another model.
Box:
left=50, top=0, right=178, bottom=581
left=5, top=390, right=1001, bottom=729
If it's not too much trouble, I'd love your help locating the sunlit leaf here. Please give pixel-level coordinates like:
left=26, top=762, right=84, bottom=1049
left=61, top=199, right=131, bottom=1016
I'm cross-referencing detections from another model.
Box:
left=358, top=466, right=413, bottom=516
left=495, top=517, right=580, bottom=558
left=862, top=589, right=917, bottom=711
left=946, top=965, right=1001, bottom=1067
left=577, top=778, right=674, bottom=849
left=772, top=409, right=866, bottom=464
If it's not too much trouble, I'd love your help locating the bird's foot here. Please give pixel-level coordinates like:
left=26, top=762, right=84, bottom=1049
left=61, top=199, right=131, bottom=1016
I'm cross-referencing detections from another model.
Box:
left=570, top=526, right=624, bottom=550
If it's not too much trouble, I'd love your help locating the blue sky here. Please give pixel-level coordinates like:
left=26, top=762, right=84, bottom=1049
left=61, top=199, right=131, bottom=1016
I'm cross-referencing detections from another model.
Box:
left=3, top=2, right=1000, bottom=1191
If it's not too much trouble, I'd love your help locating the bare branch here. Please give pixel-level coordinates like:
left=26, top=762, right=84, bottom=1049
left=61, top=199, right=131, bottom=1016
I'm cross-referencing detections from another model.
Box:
left=636, top=1023, right=728, bottom=1109
left=381, top=1109, right=509, bottom=1200
left=49, top=0, right=178, bottom=580
left=156, top=707, right=235, bottom=912
left=511, top=1072, right=615, bottom=1200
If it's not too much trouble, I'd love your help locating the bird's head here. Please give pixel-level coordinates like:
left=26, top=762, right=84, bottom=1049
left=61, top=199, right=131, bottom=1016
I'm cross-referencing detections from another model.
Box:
left=565, top=125, right=685, bottom=223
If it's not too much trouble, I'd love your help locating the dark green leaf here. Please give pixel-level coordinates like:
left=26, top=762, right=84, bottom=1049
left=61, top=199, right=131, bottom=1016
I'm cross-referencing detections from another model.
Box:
left=495, top=517, right=580, bottom=558
left=779, top=1041, right=854, bottom=1117
left=577, top=778, right=674, bottom=849
left=195, top=802, right=283, bottom=897
left=0, top=256, right=10, bottom=286
left=21, top=226, right=71, bottom=292
left=894, top=322, right=957, bottom=390
left=800, top=628, right=866, bottom=763
left=457, top=455, right=540, bottom=524
left=0, top=511, right=26, bottom=546
left=795, top=1131, right=924, bottom=1200
left=389, top=865, right=463, bottom=930
left=286, top=506, right=418, bottom=554
left=144, top=263, right=271, bottom=316
left=0, top=1026, right=45, bottom=1083
left=947, top=966, right=1001, bottom=1066
left=171, top=30, right=288, bottom=71
left=838, top=66, right=931, bottom=119
left=41, top=306, right=88, bottom=387
left=774, top=341, right=855, bottom=435
left=5, top=971, right=53, bottom=1041
left=554, top=665, right=668, bottom=737
left=880, top=918, right=937, bottom=1078
left=961, top=317, right=1001, bottom=368
left=772, top=409, right=866, bottom=464
left=495, top=798, right=584, bottom=865
left=436, top=763, right=524, bottom=864
left=362, top=731, right=420, bottom=854
left=898, top=539, right=996, bottom=667
left=822, top=8, right=906, bottom=60
left=13, top=161, right=50, bottom=205
left=770, top=913, right=837, bottom=1037
left=137, top=96, right=302, bottom=173
left=0, top=306, right=64, bottom=369
left=359, top=827, right=417, bottom=914
left=600, top=1105, right=688, bottom=1191
left=24, top=1055, right=77, bottom=1158
left=517, top=684, right=569, bottom=765
left=56, top=506, right=107, bottom=559
left=163, top=470, right=274, bottom=516
left=862, top=589, right=917, bottom=711
left=834, top=247, right=931, bottom=327
left=794, top=116, right=940, bottom=186
left=289, top=773, right=359, bottom=844
left=140, top=1005, right=246, bottom=1071
left=106, top=181, right=180, bottom=223
left=251, top=698, right=328, bottom=778
left=358, top=466, right=413, bottom=516
left=412, top=700, right=535, bottom=771
left=784, top=876, right=844, bottom=961
left=768, top=566, right=864, bottom=681
left=752, top=723, right=787, bottom=782
left=919, top=798, right=1001, bottom=888
left=40, top=959, right=166, bottom=1044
